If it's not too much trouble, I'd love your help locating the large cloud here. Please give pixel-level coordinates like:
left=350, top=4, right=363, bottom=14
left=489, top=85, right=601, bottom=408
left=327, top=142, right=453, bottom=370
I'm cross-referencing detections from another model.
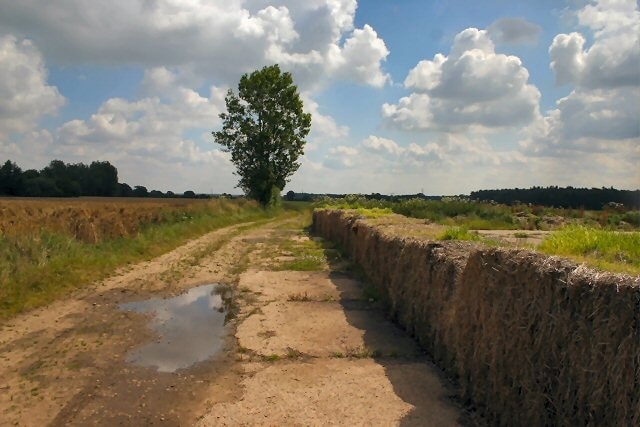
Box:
left=549, top=0, right=639, bottom=89
left=0, top=35, right=65, bottom=139
left=383, top=28, right=541, bottom=131
left=0, top=0, right=389, bottom=89
left=527, top=0, right=639, bottom=156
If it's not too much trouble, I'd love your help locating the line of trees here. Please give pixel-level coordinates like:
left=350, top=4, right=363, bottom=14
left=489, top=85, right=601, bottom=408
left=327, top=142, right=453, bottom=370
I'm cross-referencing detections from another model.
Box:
left=284, top=187, right=639, bottom=210
left=0, top=159, right=207, bottom=198
left=470, top=186, right=640, bottom=210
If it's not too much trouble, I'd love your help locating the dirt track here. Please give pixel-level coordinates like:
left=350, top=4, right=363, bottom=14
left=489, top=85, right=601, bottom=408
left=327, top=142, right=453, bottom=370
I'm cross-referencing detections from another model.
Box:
left=0, top=214, right=467, bottom=426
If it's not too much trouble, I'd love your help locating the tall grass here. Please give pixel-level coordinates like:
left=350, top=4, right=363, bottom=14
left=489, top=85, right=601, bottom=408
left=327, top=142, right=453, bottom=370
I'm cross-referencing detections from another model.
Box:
left=538, top=226, right=640, bottom=275
left=0, top=199, right=276, bottom=319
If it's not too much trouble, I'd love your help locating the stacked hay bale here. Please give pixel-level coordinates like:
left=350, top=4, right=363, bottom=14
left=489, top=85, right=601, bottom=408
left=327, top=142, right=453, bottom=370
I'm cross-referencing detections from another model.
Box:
left=313, top=209, right=640, bottom=426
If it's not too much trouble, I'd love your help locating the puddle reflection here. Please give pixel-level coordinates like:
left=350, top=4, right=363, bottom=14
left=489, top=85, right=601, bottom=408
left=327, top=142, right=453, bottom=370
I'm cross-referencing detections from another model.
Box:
left=120, top=284, right=233, bottom=372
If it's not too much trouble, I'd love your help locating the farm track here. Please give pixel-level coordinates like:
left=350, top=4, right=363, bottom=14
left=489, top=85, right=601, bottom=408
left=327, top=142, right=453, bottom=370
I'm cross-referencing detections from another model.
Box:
left=0, top=213, right=467, bottom=426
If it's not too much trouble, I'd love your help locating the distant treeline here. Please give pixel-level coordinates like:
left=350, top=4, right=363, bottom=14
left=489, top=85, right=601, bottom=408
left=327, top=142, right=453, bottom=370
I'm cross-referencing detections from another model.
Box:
left=0, top=159, right=215, bottom=198
left=286, top=187, right=640, bottom=210
left=284, top=191, right=445, bottom=203
left=470, top=187, right=640, bottom=210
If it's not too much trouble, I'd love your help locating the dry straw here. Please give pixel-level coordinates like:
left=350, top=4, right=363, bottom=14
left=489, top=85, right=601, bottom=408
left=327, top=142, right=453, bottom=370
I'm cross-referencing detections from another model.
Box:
left=313, top=209, right=640, bottom=426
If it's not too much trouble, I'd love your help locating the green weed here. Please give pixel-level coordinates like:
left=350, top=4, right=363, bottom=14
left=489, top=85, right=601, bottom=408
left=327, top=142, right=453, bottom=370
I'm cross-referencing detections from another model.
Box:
left=264, top=354, right=280, bottom=362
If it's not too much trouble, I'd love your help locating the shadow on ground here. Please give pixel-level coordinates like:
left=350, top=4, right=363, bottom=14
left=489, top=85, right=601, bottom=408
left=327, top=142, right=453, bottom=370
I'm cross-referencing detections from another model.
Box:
left=326, top=261, right=482, bottom=426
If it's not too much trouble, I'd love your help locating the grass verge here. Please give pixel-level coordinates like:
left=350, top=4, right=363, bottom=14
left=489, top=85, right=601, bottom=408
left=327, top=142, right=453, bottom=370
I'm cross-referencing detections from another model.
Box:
left=0, top=199, right=278, bottom=320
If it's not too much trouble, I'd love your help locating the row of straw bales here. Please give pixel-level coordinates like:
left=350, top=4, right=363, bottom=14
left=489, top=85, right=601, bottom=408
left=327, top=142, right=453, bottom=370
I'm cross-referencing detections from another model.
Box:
left=313, top=209, right=640, bottom=426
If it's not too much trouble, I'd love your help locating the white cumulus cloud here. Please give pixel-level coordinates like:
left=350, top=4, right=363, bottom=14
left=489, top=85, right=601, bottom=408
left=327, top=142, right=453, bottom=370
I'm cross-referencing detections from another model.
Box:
left=521, top=0, right=639, bottom=189
left=362, top=135, right=405, bottom=156
left=383, top=28, right=541, bottom=131
left=528, top=0, right=639, bottom=153
left=0, top=35, right=65, bottom=139
left=0, top=0, right=389, bottom=90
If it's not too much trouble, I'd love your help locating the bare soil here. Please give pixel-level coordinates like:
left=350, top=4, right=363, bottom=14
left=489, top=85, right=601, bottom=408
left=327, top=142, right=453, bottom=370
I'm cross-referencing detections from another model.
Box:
left=0, top=214, right=468, bottom=426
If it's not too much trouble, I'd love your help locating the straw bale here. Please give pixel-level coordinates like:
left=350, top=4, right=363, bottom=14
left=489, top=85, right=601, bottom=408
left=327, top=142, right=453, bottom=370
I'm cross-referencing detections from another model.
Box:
left=313, top=209, right=640, bottom=427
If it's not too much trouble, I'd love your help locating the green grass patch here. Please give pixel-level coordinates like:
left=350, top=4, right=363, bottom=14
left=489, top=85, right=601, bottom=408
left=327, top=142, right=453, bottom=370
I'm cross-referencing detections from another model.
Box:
left=437, top=226, right=482, bottom=241
left=278, top=256, right=325, bottom=271
left=0, top=199, right=281, bottom=320
left=538, top=226, right=640, bottom=275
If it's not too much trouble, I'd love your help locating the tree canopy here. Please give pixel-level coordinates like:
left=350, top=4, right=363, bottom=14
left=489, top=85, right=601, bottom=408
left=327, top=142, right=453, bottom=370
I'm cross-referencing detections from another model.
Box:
left=0, top=158, right=206, bottom=199
left=213, top=64, right=311, bottom=206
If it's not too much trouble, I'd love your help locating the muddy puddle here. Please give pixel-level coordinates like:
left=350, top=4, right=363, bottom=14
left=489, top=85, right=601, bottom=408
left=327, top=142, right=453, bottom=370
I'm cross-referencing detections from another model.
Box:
left=120, top=284, right=235, bottom=372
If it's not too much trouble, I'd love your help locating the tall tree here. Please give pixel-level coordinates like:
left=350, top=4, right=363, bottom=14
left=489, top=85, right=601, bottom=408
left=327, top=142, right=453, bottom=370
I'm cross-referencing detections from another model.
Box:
left=87, top=161, right=118, bottom=196
left=213, top=64, right=311, bottom=206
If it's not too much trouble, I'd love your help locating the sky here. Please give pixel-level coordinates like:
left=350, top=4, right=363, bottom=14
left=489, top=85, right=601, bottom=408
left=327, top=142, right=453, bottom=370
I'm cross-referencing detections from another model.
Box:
left=0, top=0, right=638, bottom=195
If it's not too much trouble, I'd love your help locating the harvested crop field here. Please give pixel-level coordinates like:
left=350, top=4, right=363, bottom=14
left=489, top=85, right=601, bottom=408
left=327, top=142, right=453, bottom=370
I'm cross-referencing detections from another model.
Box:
left=0, top=197, right=252, bottom=243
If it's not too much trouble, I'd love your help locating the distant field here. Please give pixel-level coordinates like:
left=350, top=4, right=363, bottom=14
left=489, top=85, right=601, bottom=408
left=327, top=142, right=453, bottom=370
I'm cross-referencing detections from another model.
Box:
left=0, top=197, right=246, bottom=243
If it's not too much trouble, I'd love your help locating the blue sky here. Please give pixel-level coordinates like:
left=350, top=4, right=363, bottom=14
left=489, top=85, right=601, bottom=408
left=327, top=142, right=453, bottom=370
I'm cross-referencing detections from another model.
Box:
left=0, top=0, right=638, bottom=195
